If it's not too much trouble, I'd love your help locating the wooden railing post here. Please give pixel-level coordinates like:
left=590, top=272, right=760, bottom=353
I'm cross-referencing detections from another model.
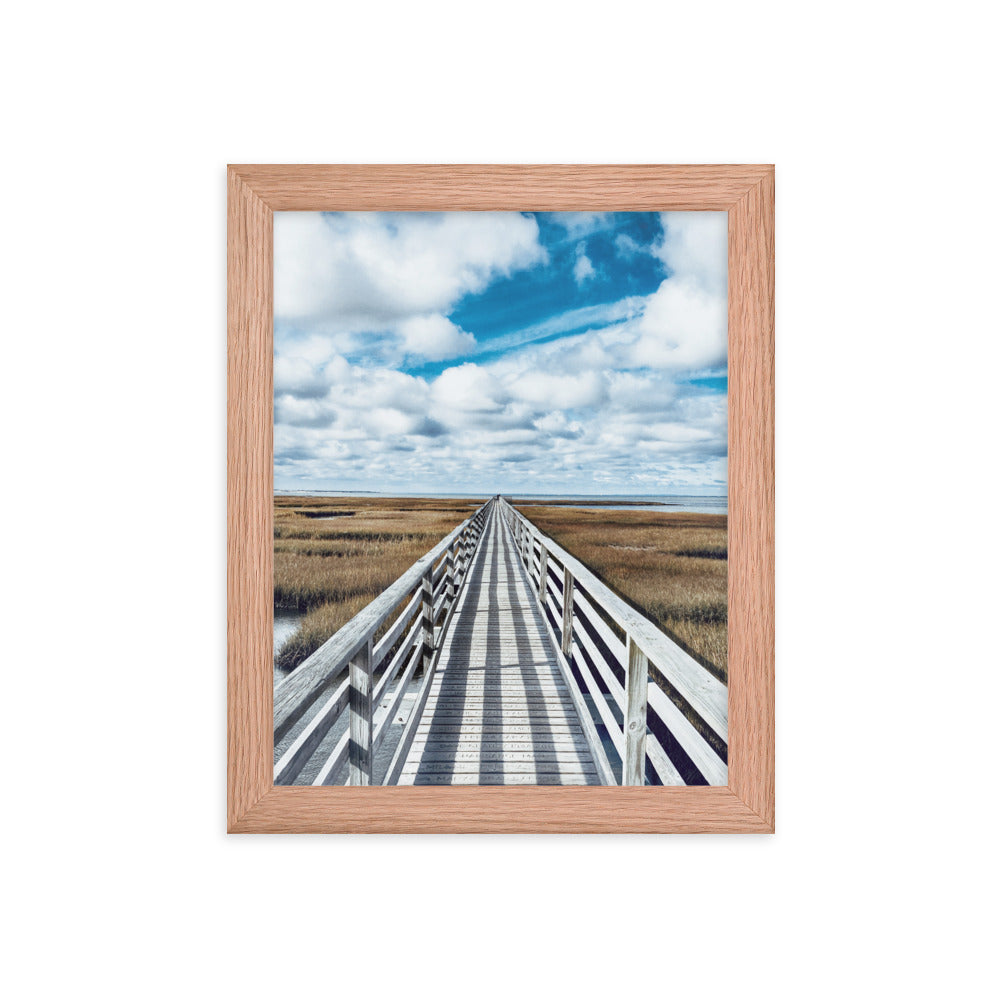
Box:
left=446, top=546, right=456, bottom=605
left=538, top=544, right=548, bottom=603
left=348, top=636, right=374, bottom=785
left=623, top=636, right=649, bottom=786
left=561, top=566, right=574, bottom=657
left=421, top=566, right=435, bottom=672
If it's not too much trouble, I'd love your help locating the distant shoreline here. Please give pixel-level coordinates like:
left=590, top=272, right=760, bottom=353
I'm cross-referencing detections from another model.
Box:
left=273, top=491, right=727, bottom=515
left=513, top=498, right=666, bottom=507
left=274, top=493, right=727, bottom=684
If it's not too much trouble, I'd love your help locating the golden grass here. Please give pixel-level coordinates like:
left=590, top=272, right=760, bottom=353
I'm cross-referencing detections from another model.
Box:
left=274, top=495, right=727, bottom=687
left=515, top=505, right=728, bottom=682
left=274, top=496, right=479, bottom=671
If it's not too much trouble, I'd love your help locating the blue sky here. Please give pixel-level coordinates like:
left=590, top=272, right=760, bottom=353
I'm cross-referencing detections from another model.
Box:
left=273, top=211, right=728, bottom=495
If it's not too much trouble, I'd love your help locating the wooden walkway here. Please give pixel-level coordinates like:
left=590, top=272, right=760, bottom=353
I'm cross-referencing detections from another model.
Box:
left=398, top=505, right=599, bottom=784
left=274, top=496, right=727, bottom=787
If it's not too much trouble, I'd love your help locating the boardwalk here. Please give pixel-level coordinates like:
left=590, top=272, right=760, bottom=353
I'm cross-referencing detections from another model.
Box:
left=399, top=506, right=599, bottom=784
left=273, top=497, right=728, bottom=787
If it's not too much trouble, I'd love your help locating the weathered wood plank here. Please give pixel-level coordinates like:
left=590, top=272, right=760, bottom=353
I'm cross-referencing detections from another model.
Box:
left=623, top=636, right=649, bottom=786
left=502, top=499, right=728, bottom=744
left=371, top=642, right=423, bottom=754
left=371, top=615, right=423, bottom=706
left=420, top=568, right=435, bottom=674
left=311, top=728, right=349, bottom=786
left=410, top=737, right=588, bottom=749
left=400, top=505, right=603, bottom=785
left=273, top=675, right=349, bottom=785
left=371, top=588, right=421, bottom=668
left=416, top=707, right=580, bottom=724
left=561, top=567, right=574, bottom=657
left=413, top=724, right=586, bottom=734
left=502, top=497, right=731, bottom=787
left=647, top=682, right=728, bottom=785
left=413, top=750, right=588, bottom=760
left=402, top=761, right=598, bottom=775
left=347, top=637, right=373, bottom=786
left=568, top=639, right=626, bottom=757
left=645, top=731, right=686, bottom=786
left=398, top=773, right=600, bottom=786
left=274, top=506, right=487, bottom=742
left=379, top=521, right=499, bottom=786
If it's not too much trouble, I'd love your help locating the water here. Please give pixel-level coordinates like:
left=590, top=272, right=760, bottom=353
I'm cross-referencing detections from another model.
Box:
left=276, top=490, right=727, bottom=515
left=274, top=608, right=304, bottom=683
left=506, top=493, right=727, bottom=515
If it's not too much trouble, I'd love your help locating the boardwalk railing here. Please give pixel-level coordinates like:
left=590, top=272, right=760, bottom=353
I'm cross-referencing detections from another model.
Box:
left=274, top=499, right=493, bottom=786
left=498, top=497, right=728, bottom=786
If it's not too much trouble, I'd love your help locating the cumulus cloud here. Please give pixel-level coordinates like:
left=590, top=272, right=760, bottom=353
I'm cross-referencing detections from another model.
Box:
left=398, top=314, right=476, bottom=360
left=632, top=277, right=727, bottom=370
left=273, top=211, right=729, bottom=493
left=654, top=212, right=728, bottom=294
left=508, top=370, right=606, bottom=410
left=431, top=363, right=508, bottom=413
left=274, top=356, right=331, bottom=399
left=274, top=211, right=545, bottom=361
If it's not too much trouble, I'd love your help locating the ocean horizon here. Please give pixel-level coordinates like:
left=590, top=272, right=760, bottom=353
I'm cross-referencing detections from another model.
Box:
left=274, top=489, right=728, bottom=515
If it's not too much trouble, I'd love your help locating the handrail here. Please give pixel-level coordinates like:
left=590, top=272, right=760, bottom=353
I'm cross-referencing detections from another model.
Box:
left=274, top=498, right=493, bottom=785
left=497, top=497, right=728, bottom=786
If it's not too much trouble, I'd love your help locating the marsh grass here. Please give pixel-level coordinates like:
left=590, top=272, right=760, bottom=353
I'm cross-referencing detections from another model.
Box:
left=274, top=496, right=727, bottom=688
left=516, top=505, right=728, bottom=681
left=273, top=496, right=478, bottom=672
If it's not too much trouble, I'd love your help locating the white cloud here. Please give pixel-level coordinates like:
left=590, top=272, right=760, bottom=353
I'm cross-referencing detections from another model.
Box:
left=274, top=212, right=545, bottom=360
left=273, top=211, right=729, bottom=494
left=507, top=370, right=606, bottom=410
left=551, top=212, right=611, bottom=239
left=654, top=212, right=728, bottom=294
left=364, top=407, right=432, bottom=437
left=614, top=233, right=641, bottom=258
left=274, top=356, right=329, bottom=399
left=474, top=298, right=643, bottom=357
left=274, top=394, right=337, bottom=429
left=534, top=411, right=584, bottom=438
left=631, top=277, right=727, bottom=370
left=431, top=363, right=508, bottom=413
left=398, top=314, right=476, bottom=360
left=573, top=243, right=596, bottom=285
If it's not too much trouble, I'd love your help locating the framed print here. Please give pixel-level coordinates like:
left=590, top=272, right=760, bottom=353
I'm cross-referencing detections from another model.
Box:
left=228, top=164, right=774, bottom=832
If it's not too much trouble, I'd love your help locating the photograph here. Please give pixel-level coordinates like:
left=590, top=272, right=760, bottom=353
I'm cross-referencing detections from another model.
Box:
left=271, top=209, right=730, bottom=786
left=11, top=2, right=997, bottom=994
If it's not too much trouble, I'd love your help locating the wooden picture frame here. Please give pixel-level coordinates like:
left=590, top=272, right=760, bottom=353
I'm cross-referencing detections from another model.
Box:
left=228, top=164, right=774, bottom=833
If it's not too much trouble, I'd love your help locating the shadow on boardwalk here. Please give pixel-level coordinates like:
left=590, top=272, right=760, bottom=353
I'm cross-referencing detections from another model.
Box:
left=399, top=505, right=600, bottom=785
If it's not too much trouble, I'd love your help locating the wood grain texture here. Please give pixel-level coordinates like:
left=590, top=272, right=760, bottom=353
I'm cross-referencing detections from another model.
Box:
left=623, top=638, right=649, bottom=787
left=727, top=170, right=776, bottom=830
left=227, top=163, right=775, bottom=833
left=229, top=164, right=772, bottom=212
left=227, top=168, right=273, bottom=829
left=228, top=786, right=771, bottom=834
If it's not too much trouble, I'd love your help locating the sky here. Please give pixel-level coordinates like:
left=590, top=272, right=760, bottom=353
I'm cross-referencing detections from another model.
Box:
left=273, top=211, right=727, bottom=495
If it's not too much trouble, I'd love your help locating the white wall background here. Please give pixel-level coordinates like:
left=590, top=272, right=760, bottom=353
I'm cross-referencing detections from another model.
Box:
left=5, top=3, right=996, bottom=997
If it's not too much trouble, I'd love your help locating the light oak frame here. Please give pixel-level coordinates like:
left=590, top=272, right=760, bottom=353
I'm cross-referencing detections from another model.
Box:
left=228, top=165, right=774, bottom=833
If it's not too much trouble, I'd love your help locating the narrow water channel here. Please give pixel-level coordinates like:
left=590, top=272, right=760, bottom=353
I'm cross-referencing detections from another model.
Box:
left=273, top=608, right=304, bottom=684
